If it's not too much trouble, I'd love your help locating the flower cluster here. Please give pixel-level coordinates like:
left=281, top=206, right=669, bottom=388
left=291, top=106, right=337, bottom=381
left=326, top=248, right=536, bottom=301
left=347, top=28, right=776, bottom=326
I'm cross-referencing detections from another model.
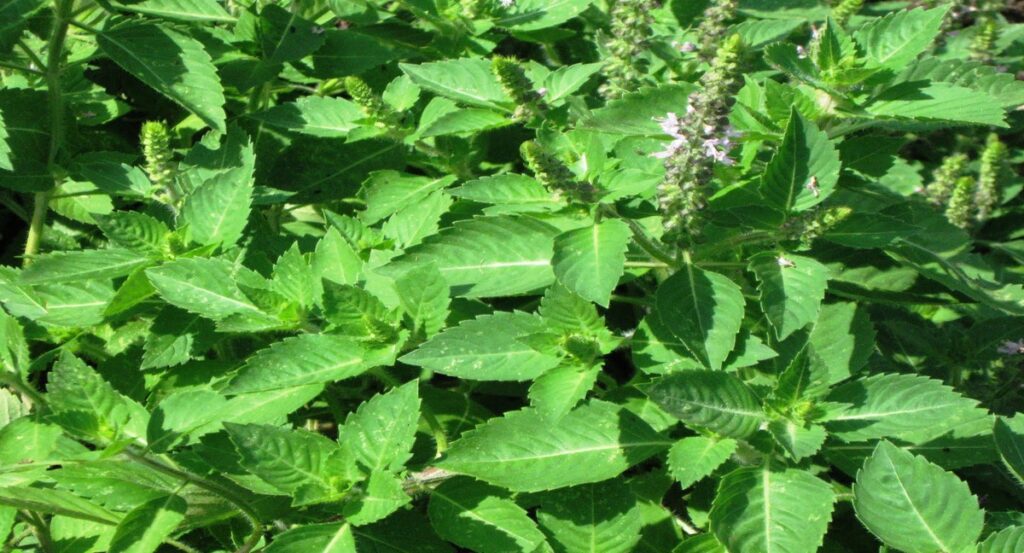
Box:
left=781, top=205, right=853, bottom=248
left=975, top=132, right=1008, bottom=222
left=924, top=153, right=969, bottom=205
left=492, top=56, right=546, bottom=119
left=831, top=0, right=864, bottom=23
left=345, top=76, right=401, bottom=133
left=140, top=121, right=178, bottom=203
left=520, top=141, right=595, bottom=202
left=600, top=0, right=657, bottom=99
left=695, top=0, right=737, bottom=58
left=656, top=32, right=742, bottom=239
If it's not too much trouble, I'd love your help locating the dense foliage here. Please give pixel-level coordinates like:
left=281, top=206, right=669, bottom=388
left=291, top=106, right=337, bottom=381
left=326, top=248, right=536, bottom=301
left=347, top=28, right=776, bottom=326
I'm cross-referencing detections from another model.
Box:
left=2, top=0, right=1024, bottom=551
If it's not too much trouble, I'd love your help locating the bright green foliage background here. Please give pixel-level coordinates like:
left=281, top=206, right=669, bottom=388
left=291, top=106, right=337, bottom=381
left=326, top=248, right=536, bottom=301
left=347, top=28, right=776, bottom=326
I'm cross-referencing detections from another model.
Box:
left=0, top=1, right=1023, bottom=552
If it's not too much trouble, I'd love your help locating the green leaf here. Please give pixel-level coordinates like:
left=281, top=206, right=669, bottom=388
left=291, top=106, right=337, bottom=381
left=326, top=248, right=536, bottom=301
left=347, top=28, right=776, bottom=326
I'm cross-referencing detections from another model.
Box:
left=769, top=420, right=827, bottom=461
left=0, top=418, right=61, bottom=466
left=535, top=479, right=643, bottom=553
left=528, top=363, right=600, bottom=420
left=259, top=5, right=325, bottom=65
left=419, top=109, right=513, bottom=137
left=338, top=381, right=420, bottom=474
left=710, top=467, right=835, bottom=553
left=98, top=24, right=226, bottom=132
left=654, top=266, right=745, bottom=371
left=438, top=400, right=669, bottom=492
left=46, top=352, right=148, bottom=444
left=341, top=471, right=411, bottom=526
left=994, top=416, right=1024, bottom=486
left=854, top=6, right=948, bottom=69
left=449, top=174, right=562, bottom=213
left=867, top=82, right=1008, bottom=128
left=399, top=59, right=510, bottom=110
left=428, top=477, right=547, bottom=553
left=0, top=109, right=11, bottom=172
left=224, top=423, right=349, bottom=505
left=806, top=303, right=875, bottom=386
left=0, top=487, right=118, bottom=524
left=400, top=311, right=561, bottom=381
left=667, top=436, right=737, bottom=489
left=853, top=441, right=983, bottom=553
left=225, top=334, right=369, bottom=394
left=825, top=373, right=988, bottom=443
left=180, top=131, right=255, bottom=248
left=272, top=243, right=320, bottom=309
left=19, top=248, right=149, bottom=285
left=265, top=522, right=356, bottom=553
left=542, top=63, right=603, bottom=104
left=759, top=108, right=841, bottom=213
left=250, top=96, right=365, bottom=138
left=394, top=263, right=450, bottom=339
left=552, top=219, right=631, bottom=307
left=147, top=388, right=228, bottom=452
left=362, top=172, right=454, bottom=225
left=353, top=510, right=454, bottom=553
left=495, top=0, right=595, bottom=31
left=381, top=190, right=453, bottom=249
left=823, top=213, right=919, bottom=248
left=110, top=0, right=234, bottom=22
left=96, top=212, right=171, bottom=256
left=583, top=84, right=698, bottom=136
left=108, top=494, right=187, bottom=553
left=749, top=252, right=830, bottom=340
left=146, top=258, right=262, bottom=320
left=645, top=371, right=763, bottom=439
left=313, top=228, right=363, bottom=286
left=0, top=0, right=46, bottom=54
left=979, top=526, right=1024, bottom=553
left=383, top=215, right=559, bottom=298
left=312, top=30, right=401, bottom=77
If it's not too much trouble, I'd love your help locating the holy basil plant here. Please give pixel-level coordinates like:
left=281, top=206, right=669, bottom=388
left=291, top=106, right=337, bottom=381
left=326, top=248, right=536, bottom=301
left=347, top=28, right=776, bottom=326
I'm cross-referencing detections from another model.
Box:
left=1, top=0, right=1024, bottom=552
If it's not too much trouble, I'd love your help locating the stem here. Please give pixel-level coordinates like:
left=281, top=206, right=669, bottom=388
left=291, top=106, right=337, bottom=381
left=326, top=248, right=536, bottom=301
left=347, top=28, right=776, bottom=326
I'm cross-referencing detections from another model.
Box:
left=0, top=372, right=46, bottom=408
left=25, top=0, right=74, bottom=266
left=17, top=39, right=47, bottom=71
left=126, top=452, right=264, bottom=553
left=21, top=511, right=55, bottom=553
left=0, top=60, right=44, bottom=75
left=624, top=260, right=670, bottom=269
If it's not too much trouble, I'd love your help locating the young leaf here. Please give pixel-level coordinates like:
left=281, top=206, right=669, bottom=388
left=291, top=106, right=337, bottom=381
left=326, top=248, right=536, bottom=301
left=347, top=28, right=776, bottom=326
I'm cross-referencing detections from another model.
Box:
left=108, top=494, right=187, bottom=553
left=645, top=371, right=763, bottom=439
left=147, top=388, right=228, bottom=452
left=667, top=436, right=737, bottom=490
left=535, top=479, right=643, bottom=553
left=337, top=381, right=420, bottom=474
left=224, top=423, right=350, bottom=505
left=46, top=352, right=148, bottom=444
left=749, top=252, right=830, bottom=340
left=759, top=108, right=840, bottom=213
left=768, top=420, right=827, bottom=461
left=224, top=334, right=369, bottom=394
left=400, top=311, right=561, bottom=381
left=264, top=522, right=356, bottom=553
left=449, top=174, right=562, bottom=213
left=552, top=219, right=631, bottom=307
left=710, top=467, right=835, bottom=553
left=438, top=400, right=669, bottom=492
left=429, top=477, right=546, bottom=553
left=653, top=266, right=745, bottom=371
left=853, top=441, right=983, bottom=553
left=341, top=471, right=411, bottom=526
left=180, top=128, right=254, bottom=247
left=383, top=215, right=559, bottom=298
left=362, top=172, right=455, bottom=226
left=97, top=24, right=226, bottom=131
left=313, top=227, right=363, bottom=286
left=0, top=109, right=11, bottom=172
left=394, top=263, right=450, bottom=339
left=528, top=363, right=599, bottom=420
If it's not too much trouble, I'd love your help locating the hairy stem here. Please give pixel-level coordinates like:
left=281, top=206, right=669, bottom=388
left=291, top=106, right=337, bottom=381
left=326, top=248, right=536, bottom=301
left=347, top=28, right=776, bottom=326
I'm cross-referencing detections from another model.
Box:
left=24, top=0, right=74, bottom=265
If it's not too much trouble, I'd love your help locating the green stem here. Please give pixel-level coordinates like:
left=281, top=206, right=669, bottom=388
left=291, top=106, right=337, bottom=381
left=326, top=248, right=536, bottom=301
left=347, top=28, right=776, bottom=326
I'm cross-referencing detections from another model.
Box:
left=25, top=0, right=74, bottom=266
left=126, top=452, right=264, bottom=553
left=0, top=60, right=44, bottom=76
left=0, top=372, right=46, bottom=408
left=624, top=260, right=670, bottom=269
left=21, top=511, right=55, bottom=553
left=600, top=205, right=679, bottom=267
left=17, top=39, right=47, bottom=71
